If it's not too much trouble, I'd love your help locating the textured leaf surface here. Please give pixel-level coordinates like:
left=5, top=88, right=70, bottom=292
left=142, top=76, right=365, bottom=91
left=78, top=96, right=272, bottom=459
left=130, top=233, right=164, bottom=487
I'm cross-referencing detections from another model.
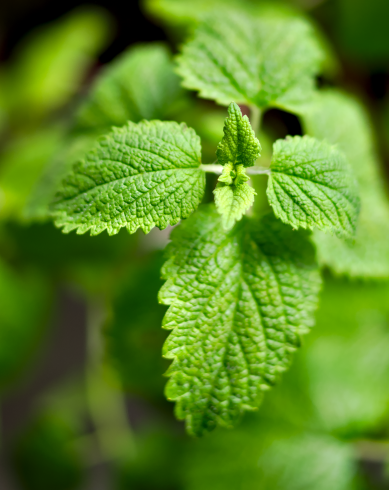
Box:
left=216, top=102, right=260, bottom=167
left=73, top=43, right=186, bottom=136
left=302, top=90, right=389, bottom=278
left=51, top=121, right=205, bottom=235
left=267, top=136, right=359, bottom=237
left=159, top=204, right=321, bottom=436
left=213, top=103, right=260, bottom=229
left=176, top=10, right=324, bottom=112
left=214, top=184, right=255, bottom=230
left=27, top=44, right=184, bottom=222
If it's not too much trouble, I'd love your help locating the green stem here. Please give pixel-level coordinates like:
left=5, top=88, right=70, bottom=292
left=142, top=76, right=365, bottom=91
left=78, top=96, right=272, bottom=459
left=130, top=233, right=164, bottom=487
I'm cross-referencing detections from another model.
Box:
left=86, top=297, right=136, bottom=464
left=200, top=164, right=270, bottom=175
left=249, top=105, right=262, bottom=135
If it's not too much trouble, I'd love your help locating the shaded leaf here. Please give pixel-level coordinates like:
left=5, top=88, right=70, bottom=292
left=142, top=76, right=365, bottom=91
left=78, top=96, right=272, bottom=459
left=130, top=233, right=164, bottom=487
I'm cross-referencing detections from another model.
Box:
left=176, top=10, right=324, bottom=112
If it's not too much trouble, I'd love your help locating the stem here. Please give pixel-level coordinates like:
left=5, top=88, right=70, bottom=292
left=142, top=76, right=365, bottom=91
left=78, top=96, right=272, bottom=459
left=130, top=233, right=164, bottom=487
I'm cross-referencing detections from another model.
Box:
left=249, top=105, right=262, bottom=135
left=86, top=297, right=136, bottom=464
left=200, top=164, right=270, bottom=175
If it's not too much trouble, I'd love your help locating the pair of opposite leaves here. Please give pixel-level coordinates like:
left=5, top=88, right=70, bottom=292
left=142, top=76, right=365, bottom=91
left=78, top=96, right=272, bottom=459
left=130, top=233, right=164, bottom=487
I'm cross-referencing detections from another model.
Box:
left=52, top=103, right=359, bottom=436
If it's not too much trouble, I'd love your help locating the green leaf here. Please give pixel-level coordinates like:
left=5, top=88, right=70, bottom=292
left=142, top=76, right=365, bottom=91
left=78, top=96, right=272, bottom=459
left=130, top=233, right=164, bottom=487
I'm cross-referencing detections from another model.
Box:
left=214, top=184, right=255, bottom=230
left=176, top=10, right=324, bottom=112
left=159, top=204, right=321, bottom=436
left=212, top=102, right=260, bottom=229
left=216, top=102, right=261, bottom=167
left=73, top=43, right=187, bottom=136
left=27, top=44, right=185, bottom=223
left=302, top=90, right=389, bottom=278
left=267, top=136, right=359, bottom=237
left=2, top=6, right=112, bottom=125
left=0, top=128, right=62, bottom=222
left=51, top=121, right=205, bottom=235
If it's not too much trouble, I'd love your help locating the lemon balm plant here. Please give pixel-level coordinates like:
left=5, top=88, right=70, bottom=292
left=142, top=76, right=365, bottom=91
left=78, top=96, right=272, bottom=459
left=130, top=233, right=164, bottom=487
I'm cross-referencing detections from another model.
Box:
left=45, top=7, right=365, bottom=437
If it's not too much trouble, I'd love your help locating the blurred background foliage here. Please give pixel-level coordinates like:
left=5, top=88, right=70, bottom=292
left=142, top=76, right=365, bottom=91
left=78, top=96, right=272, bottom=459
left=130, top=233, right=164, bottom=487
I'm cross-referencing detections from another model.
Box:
left=0, top=0, right=389, bottom=488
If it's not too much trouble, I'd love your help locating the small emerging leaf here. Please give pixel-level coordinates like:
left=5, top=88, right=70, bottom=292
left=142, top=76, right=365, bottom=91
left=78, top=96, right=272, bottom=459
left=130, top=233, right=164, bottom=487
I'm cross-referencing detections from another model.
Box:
left=212, top=102, right=260, bottom=228
left=51, top=121, right=205, bottom=235
left=214, top=183, right=255, bottom=230
left=216, top=102, right=261, bottom=167
left=267, top=136, right=359, bottom=237
left=159, top=204, right=321, bottom=436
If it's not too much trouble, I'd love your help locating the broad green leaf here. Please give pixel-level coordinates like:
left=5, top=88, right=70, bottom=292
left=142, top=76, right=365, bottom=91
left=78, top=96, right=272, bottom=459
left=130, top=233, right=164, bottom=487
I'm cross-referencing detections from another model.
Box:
left=2, top=6, right=112, bottom=125
left=0, top=128, right=62, bottom=222
left=159, top=204, right=321, bottom=436
left=73, top=43, right=187, bottom=136
left=267, top=136, right=359, bottom=237
left=27, top=44, right=188, bottom=223
left=0, top=260, right=51, bottom=390
left=176, top=10, right=324, bottom=112
left=51, top=121, right=205, bottom=235
left=214, top=184, right=255, bottom=230
left=302, top=90, right=389, bottom=278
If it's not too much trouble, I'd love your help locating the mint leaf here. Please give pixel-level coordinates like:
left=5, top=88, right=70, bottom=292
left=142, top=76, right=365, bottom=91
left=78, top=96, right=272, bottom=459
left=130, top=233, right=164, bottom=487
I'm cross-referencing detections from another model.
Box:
left=73, top=43, right=186, bottom=136
left=302, top=90, right=389, bottom=278
left=159, top=204, right=321, bottom=436
left=267, top=136, right=359, bottom=237
left=216, top=102, right=261, bottom=167
left=51, top=121, right=205, bottom=235
left=27, top=43, right=185, bottom=223
left=214, top=183, right=255, bottom=230
left=212, top=102, right=260, bottom=228
left=176, top=10, right=324, bottom=112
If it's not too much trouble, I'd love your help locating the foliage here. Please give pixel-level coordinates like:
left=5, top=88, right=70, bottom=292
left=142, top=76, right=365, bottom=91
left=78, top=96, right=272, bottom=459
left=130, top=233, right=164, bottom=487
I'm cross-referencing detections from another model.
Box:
left=2, top=1, right=389, bottom=489
left=176, top=9, right=324, bottom=113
